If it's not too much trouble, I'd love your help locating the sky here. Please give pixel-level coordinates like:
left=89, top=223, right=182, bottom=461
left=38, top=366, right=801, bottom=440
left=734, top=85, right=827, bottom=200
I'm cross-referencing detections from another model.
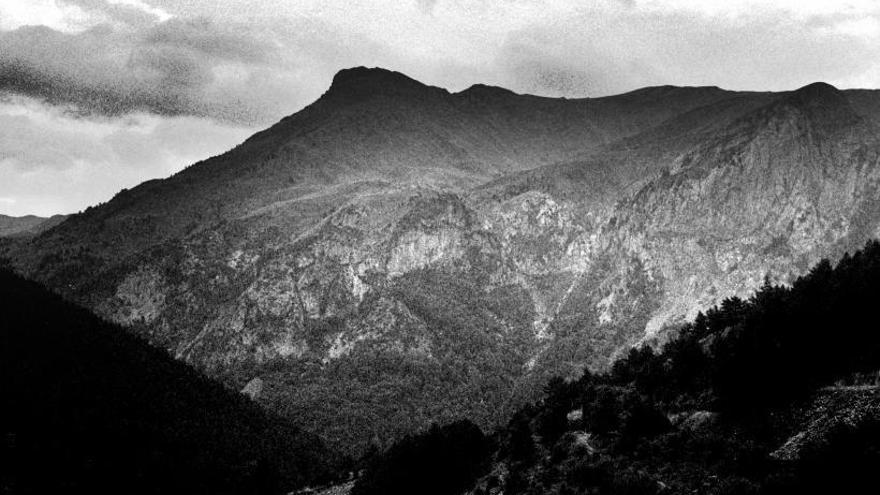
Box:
left=2, top=0, right=880, bottom=216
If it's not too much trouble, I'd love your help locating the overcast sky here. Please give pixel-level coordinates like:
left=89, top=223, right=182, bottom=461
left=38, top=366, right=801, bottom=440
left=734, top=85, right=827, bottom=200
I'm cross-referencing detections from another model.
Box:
left=2, top=0, right=880, bottom=216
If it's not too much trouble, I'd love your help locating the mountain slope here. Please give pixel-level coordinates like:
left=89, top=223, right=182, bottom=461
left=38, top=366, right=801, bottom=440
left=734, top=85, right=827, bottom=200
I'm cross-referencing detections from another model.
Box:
left=603, top=81, right=880, bottom=338
left=9, top=69, right=880, bottom=456
left=0, top=269, right=344, bottom=494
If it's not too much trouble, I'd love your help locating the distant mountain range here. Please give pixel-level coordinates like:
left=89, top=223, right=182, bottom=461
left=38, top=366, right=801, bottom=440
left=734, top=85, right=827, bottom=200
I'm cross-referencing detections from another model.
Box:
left=6, top=67, right=880, bottom=455
left=0, top=214, right=67, bottom=237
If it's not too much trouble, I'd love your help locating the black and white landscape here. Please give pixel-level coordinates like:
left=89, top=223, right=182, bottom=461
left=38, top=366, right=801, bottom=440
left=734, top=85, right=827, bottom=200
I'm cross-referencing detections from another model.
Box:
left=3, top=2, right=880, bottom=494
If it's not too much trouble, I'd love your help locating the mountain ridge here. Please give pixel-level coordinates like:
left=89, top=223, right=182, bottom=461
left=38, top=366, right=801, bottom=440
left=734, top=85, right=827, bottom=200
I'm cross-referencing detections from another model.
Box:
left=0, top=213, right=68, bottom=237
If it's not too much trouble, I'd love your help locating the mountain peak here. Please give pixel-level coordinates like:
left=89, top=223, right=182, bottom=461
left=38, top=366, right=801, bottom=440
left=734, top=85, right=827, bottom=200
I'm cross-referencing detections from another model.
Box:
left=456, top=84, right=519, bottom=100
left=788, top=81, right=844, bottom=105
left=330, top=66, right=416, bottom=87
left=773, top=81, right=860, bottom=131
left=324, top=66, right=447, bottom=102
left=794, top=81, right=839, bottom=92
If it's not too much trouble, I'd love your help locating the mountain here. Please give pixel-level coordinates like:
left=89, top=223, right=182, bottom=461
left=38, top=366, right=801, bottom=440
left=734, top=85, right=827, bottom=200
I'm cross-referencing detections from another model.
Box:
left=0, top=269, right=344, bottom=494
left=0, top=213, right=67, bottom=237
left=7, top=67, right=880, bottom=456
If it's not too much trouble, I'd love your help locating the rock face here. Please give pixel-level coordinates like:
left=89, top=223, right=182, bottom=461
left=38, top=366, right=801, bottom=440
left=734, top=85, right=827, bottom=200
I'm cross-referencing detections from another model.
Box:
left=241, top=377, right=264, bottom=400
left=10, top=69, right=880, bottom=455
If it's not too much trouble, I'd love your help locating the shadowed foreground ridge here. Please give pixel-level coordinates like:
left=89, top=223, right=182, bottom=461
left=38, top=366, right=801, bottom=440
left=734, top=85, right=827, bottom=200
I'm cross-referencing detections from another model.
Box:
left=0, top=269, right=345, bottom=495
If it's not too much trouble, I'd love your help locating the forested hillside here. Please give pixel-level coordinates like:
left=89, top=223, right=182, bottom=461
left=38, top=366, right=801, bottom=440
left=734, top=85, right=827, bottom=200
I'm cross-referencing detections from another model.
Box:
left=356, top=240, right=880, bottom=495
left=0, top=269, right=346, bottom=495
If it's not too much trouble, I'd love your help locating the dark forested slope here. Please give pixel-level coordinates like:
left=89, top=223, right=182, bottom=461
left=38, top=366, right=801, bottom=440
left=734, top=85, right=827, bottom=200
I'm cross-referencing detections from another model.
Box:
left=0, top=269, right=345, bottom=495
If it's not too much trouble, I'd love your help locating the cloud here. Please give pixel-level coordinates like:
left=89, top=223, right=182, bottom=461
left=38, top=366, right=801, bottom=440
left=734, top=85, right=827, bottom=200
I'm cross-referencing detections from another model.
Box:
left=60, top=0, right=170, bottom=27
left=0, top=1, right=423, bottom=126
left=489, top=6, right=880, bottom=97
left=0, top=0, right=95, bottom=32
left=0, top=95, right=252, bottom=216
left=0, top=16, right=299, bottom=125
left=415, top=0, right=438, bottom=13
